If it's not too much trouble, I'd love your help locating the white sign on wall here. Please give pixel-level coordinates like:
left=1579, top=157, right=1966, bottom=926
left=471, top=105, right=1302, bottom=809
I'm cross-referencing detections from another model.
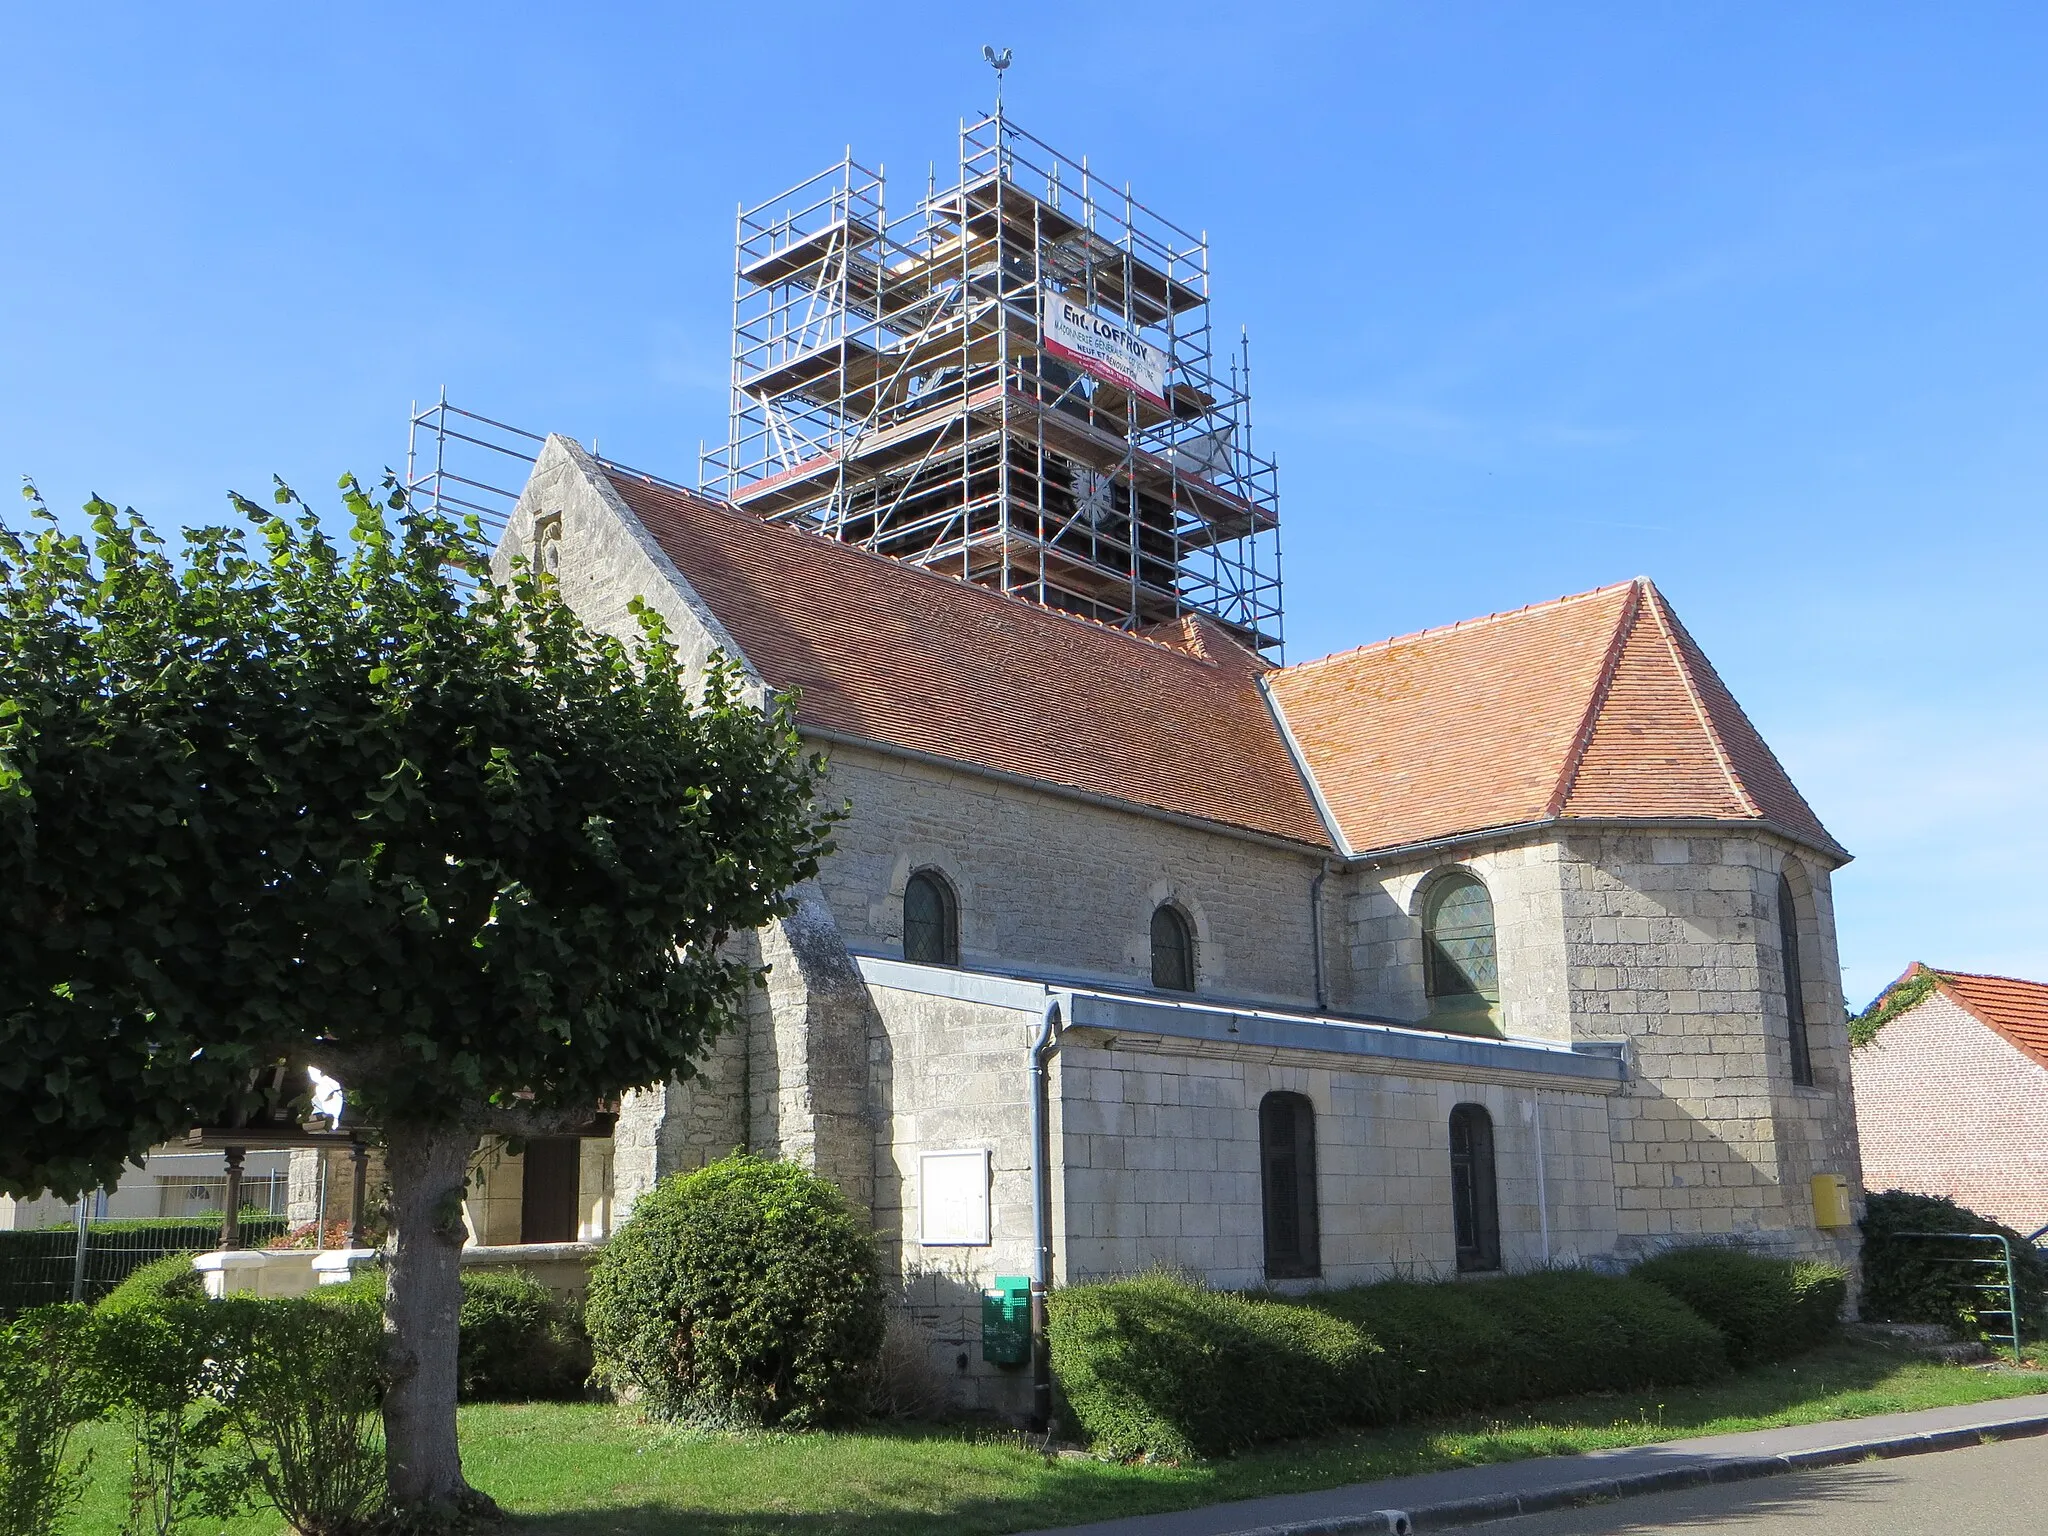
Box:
left=1042, top=290, right=1169, bottom=408
left=918, top=1148, right=992, bottom=1246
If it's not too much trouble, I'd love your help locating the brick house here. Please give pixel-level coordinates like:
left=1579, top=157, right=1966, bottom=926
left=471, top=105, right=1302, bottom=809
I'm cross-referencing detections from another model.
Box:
left=1852, top=966, right=2048, bottom=1236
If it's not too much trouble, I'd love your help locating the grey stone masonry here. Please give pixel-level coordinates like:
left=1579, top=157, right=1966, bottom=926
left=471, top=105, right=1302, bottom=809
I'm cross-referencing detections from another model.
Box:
left=499, top=437, right=1869, bottom=1423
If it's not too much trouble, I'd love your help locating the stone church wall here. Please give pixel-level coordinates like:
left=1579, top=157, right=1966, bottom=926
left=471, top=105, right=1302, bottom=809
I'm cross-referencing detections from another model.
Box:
left=864, top=981, right=1043, bottom=1418
left=1054, top=1037, right=1620, bottom=1287
left=814, top=742, right=1331, bottom=1008
left=1556, top=830, right=1862, bottom=1266
left=1344, top=838, right=1574, bottom=1039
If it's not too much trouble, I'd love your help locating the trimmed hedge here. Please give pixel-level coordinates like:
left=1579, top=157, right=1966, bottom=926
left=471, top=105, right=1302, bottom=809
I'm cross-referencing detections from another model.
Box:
left=1049, top=1270, right=1729, bottom=1460
left=1309, top=1269, right=1728, bottom=1419
left=586, top=1154, right=887, bottom=1429
left=1631, top=1246, right=1846, bottom=1365
left=1861, top=1190, right=2048, bottom=1337
left=94, top=1253, right=206, bottom=1314
left=1046, top=1274, right=1386, bottom=1459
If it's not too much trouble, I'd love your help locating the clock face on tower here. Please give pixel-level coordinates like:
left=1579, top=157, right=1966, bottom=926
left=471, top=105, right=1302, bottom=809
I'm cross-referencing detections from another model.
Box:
left=1070, top=466, right=1115, bottom=527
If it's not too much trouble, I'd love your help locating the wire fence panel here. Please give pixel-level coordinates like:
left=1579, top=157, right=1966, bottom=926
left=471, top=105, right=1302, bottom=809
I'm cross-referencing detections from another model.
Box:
left=0, top=1214, right=291, bottom=1315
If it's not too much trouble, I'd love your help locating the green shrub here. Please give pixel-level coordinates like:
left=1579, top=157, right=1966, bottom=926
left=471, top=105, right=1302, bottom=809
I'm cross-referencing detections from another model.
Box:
left=1047, top=1274, right=1384, bottom=1460
left=96, top=1256, right=205, bottom=1316
left=94, top=1296, right=246, bottom=1534
left=210, top=1293, right=386, bottom=1536
left=1049, top=1268, right=1729, bottom=1459
left=1861, top=1190, right=2048, bottom=1336
left=1631, top=1246, right=1845, bottom=1365
left=585, top=1154, right=886, bottom=1428
left=458, top=1270, right=591, bottom=1402
left=0, top=1306, right=110, bottom=1536
left=1310, top=1269, right=1728, bottom=1418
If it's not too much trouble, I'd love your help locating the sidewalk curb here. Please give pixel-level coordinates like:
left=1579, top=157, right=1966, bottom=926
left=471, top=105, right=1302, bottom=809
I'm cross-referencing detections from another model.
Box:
left=1219, top=1412, right=2048, bottom=1534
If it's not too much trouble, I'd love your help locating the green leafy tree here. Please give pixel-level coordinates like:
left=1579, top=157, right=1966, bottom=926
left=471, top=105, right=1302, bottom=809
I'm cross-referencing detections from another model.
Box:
left=0, top=491, right=311, bottom=1196
left=0, top=476, right=832, bottom=1522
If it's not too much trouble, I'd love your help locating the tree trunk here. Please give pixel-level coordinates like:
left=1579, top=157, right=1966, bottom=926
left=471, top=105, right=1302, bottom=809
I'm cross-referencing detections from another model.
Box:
left=380, top=1120, right=495, bottom=1521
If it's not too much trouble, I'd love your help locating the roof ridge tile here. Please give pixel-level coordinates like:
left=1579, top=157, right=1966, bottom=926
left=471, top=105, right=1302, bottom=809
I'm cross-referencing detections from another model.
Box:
left=1642, top=581, right=1763, bottom=819
left=1278, top=578, right=1641, bottom=677
left=1546, top=578, right=1647, bottom=818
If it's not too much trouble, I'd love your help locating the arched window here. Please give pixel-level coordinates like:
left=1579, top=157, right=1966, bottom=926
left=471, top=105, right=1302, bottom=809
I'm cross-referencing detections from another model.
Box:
left=1424, top=873, right=1499, bottom=1016
left=903, top=869, right=959, bottom=967
left=1260, top=1092, right=1321, bottom=1279
left=1777, top=874, right=1814, bottom=1086
left=1448, top=1104, right=1501, bottom=1272
left=1150, top=903, right=1196, bottom=993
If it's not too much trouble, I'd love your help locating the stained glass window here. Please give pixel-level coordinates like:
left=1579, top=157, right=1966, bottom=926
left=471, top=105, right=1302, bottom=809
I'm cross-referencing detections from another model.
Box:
left=1425, top=874, right=1499, bottom=1005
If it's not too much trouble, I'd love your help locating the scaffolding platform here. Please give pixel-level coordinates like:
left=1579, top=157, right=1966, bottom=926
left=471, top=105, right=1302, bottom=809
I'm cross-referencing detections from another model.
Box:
left=703, top=111, right=1283, bottom=653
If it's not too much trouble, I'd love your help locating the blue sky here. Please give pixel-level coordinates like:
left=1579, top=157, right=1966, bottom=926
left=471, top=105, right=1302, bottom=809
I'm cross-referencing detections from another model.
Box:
left=4, top=4, right=2043, bottom=1005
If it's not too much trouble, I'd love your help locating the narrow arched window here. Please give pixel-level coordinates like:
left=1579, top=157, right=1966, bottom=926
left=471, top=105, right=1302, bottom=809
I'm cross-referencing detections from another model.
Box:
left=1425, top=873, right=1499, bottom=1015
left=1150, top=903, right=1196, bottom=993
left=1448, top=1104, right=1501, bottom=1272
left=1260, top=1092, right=1320, bottom=1279
left=903, top=869, right=959, bottom=967
left=1777, top=874, right=1813, bottom=1086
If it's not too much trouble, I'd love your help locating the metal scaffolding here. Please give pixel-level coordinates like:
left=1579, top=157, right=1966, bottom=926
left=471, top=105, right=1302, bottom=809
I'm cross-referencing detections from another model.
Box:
left=404, top=394, right=697, bottom=541
left=699, top=111, right=1284, bottom=653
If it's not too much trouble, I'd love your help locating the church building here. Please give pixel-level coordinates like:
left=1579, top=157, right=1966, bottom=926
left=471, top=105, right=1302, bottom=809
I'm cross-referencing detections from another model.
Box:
left=449, top=111, right=1862, bottom=1413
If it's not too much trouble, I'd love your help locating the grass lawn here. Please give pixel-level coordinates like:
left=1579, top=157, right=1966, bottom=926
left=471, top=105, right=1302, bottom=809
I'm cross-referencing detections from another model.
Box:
left=66, top=1339, right=2048, bottom=1535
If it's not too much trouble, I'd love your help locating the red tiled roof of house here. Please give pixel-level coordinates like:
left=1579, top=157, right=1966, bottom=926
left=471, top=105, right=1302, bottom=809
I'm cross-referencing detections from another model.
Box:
left=602, top=472, right=1334, bottom=848
left=1264, top=577, right=1845, bottom=860
left=1911, top=965, right=2048, bottom=1073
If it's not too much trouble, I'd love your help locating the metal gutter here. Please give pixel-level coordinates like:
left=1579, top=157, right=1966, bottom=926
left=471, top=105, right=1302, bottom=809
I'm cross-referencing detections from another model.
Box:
left=1345, top=814, right=1853, bottom=872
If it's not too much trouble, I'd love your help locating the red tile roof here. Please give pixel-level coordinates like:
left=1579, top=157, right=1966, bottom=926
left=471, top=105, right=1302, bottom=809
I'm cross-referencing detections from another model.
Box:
left=602, top=471, right=1333, bottom=847
left=591, top=466, right=1840, bottom=863
left=1914, top=965, right=2048, bottom=1073
left=1265, top=578, right=1844, bottom=859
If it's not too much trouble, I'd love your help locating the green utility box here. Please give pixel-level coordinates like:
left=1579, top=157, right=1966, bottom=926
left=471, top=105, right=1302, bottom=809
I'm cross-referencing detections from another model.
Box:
left=981, top=1275, right=1031, bottom=1366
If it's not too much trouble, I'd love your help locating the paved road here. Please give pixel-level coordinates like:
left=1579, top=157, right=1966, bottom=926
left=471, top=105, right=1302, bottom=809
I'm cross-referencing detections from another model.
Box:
left=1464, top=1434, right=2048, bottom=1534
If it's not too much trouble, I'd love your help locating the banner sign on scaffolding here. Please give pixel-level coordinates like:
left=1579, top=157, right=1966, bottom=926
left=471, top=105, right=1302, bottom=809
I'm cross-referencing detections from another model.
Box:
left=1042, top=291, right=1169, bottom=408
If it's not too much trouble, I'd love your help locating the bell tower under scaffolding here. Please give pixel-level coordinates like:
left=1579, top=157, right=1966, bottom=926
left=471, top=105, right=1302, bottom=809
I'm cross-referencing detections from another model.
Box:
left=699, top=111, right=1284, bottom=654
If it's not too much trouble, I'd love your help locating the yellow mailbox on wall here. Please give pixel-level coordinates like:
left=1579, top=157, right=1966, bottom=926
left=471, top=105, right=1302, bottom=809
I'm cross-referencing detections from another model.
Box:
left=1811, top=1173, right=1853, bottom=1229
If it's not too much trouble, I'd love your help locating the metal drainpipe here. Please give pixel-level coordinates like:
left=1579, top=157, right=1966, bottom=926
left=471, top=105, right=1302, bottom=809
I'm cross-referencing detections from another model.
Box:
left=1029, top=996, right=1064, bottom=1435
left=1310, top=863, right=1332, bottom=1011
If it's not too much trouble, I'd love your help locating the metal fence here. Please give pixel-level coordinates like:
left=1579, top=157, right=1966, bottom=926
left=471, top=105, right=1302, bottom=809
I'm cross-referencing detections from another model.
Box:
left=0, top=1214, right=291, bottom=1315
